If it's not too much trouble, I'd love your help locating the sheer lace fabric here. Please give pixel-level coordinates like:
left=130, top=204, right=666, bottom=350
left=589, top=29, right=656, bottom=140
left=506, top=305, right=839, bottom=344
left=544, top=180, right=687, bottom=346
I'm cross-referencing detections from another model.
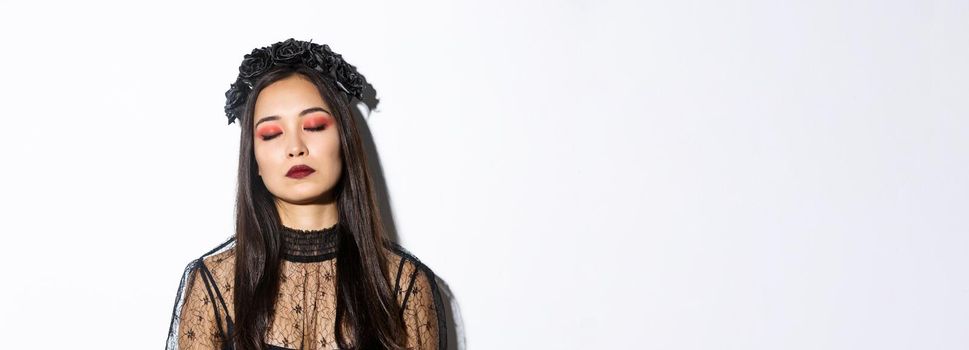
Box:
left=165, top=223, right=446, bottom=350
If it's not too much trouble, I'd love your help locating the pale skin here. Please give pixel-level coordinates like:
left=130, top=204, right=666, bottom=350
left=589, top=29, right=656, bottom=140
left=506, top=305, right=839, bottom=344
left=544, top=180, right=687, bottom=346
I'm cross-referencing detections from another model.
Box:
left=253, top=74, right=343, bottom=231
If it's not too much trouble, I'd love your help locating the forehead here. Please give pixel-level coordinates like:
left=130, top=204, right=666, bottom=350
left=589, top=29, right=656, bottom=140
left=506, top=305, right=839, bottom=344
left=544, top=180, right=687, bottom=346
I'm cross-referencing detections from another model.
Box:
left=253, top=75, right=329, bottom=117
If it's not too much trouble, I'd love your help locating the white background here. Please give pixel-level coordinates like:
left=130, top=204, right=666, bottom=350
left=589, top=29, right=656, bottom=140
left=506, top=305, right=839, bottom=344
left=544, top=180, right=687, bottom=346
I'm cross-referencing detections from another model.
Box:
left=0, top=0, right=966, bottom=349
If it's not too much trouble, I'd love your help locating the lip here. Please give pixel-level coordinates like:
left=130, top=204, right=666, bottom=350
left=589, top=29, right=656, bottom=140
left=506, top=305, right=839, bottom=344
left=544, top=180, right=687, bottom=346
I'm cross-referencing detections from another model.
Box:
left=285, top=164, right=316, bottom=179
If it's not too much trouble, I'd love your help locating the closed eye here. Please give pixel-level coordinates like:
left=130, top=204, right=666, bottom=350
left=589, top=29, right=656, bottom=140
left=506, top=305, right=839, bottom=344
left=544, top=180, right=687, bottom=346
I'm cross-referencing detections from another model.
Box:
left=260, top=125, right=325, bottom=141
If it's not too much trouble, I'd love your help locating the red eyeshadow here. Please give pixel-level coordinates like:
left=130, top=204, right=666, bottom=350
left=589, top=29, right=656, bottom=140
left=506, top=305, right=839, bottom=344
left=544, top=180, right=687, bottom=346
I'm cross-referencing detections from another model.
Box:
left=304, top=115, right=330, bottom=128
left=256, top=125, right=282, bottom=137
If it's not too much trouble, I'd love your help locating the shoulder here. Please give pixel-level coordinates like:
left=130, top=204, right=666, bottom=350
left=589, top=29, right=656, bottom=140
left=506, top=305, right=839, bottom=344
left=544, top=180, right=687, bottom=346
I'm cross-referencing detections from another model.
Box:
left=168, top=238, right=236, bottom=348
left=383, top=242, right=439, bottom=284
left=383, top=242, right=448, bottom=349
left=199, top=235, right=236, bottom=261
left=177, top=236, right=235, bottom=274
left=382, top=242, right=443, bottom=307
left=200, top=237, right=236, bottom=268
left=180, top=237, right=237, bottom=294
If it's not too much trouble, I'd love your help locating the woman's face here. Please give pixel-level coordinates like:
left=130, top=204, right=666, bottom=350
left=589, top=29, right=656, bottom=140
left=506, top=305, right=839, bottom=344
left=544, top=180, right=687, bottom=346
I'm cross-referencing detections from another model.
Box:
left=253, top=74, right=342, bottom=204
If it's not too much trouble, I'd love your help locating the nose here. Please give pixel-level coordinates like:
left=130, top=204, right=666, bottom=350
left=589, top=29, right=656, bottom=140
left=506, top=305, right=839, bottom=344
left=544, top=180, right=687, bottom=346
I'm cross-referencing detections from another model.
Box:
left=287, top=134, right=308, bottom=158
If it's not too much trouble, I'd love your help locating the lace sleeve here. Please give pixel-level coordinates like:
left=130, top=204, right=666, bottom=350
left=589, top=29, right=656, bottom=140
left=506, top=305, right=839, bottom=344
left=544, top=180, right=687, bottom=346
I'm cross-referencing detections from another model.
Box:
left=166, top=259, right=226, bottom=350
left=401, top=266, right=447, bottom=350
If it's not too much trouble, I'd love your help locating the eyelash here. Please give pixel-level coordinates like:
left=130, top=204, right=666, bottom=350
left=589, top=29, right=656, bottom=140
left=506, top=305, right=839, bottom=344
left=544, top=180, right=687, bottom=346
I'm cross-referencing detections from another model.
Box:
left=261, top=125, right=326, bottom=141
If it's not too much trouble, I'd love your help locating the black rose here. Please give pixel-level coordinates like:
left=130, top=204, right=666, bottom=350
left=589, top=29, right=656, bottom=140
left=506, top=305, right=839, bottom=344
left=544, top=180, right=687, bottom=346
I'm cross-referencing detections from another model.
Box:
left=335, top=65, right=364, bottom=90
left=307, top=42, right=321, bottom=51
left=224, top=80, right=249, bottom=124
left=225, top=79, right=248, bottom=108
left=310, top=49, right=342, bottom=73
left=239, top=49, right=271, bottom=79
left=333, top=65, right=349, bottom=81
left=270, top=38, right=306, bottom=64
left=225, top=103, right=244, bottom=125
left=346, top=73, right=365, bottom=93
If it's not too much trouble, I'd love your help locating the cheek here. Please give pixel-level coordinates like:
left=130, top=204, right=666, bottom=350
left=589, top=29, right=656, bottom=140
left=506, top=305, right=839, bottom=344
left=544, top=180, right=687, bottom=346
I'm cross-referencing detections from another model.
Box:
left=253, top=144, right=278, bottom=173
left=309, top=138, right=343, bottom=173
left=328, top=136, right=342, bottom=155
left=306, top=134, right=341, bottom=156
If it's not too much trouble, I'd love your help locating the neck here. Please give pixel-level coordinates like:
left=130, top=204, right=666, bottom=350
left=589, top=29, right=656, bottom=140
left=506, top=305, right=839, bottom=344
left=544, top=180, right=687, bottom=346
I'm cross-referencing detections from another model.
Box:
left=274, top=196, right=339, bottom=230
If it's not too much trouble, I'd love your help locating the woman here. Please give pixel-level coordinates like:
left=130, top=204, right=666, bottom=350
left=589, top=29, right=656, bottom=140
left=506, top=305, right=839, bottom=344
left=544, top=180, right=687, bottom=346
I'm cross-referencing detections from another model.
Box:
left=165, top=38, right=446, bottom=350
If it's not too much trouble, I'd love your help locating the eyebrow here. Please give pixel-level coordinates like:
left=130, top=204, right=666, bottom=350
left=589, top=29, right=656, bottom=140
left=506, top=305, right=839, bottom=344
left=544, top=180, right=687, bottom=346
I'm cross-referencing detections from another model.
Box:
left=254, top=107, right=332, bottom=128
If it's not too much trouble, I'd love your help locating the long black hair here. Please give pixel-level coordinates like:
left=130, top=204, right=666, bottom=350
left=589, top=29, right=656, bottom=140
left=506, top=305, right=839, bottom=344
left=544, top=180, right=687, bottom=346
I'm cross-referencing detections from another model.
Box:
left=231, top=64, right=406, bottom=349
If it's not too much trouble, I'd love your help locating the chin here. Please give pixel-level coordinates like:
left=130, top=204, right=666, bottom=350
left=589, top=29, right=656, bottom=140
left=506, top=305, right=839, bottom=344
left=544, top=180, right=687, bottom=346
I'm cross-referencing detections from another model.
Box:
left=285, top=188, right=324, bottom=200
left=282, top=184, right=337, bottom=202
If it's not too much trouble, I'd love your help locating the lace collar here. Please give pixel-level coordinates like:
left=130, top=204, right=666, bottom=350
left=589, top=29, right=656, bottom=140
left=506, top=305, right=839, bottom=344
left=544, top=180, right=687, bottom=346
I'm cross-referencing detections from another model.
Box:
left=279, top=222, right=340, bottom=262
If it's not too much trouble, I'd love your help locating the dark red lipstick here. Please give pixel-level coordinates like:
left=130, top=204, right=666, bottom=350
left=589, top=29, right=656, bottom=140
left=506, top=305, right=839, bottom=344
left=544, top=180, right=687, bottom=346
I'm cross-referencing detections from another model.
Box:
left=286, top=164, right=316, bottom=179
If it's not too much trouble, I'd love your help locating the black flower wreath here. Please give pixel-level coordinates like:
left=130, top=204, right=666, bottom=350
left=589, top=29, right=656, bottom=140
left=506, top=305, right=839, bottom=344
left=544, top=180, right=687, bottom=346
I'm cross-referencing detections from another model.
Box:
left=223, top=38, right=375, bottom=125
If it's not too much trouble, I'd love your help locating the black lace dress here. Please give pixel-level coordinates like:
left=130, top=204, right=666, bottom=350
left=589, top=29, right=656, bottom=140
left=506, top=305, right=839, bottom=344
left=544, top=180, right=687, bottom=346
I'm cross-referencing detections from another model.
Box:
left=165, top=223, right=446, bottom=350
